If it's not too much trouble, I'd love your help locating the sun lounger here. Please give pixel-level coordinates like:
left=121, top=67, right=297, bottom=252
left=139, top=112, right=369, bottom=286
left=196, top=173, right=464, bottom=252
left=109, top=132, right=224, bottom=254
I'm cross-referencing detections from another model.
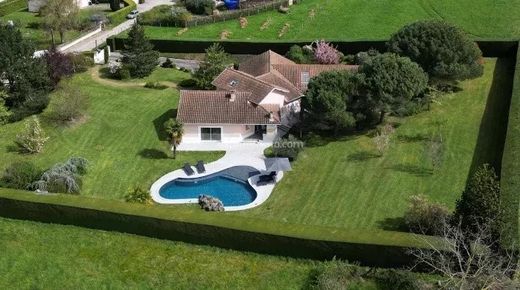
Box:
left=196, top=160, right=206, bottom=173
left=183, top=163, right=195, bottom=176
left=256, top=172, right=277, bottom=186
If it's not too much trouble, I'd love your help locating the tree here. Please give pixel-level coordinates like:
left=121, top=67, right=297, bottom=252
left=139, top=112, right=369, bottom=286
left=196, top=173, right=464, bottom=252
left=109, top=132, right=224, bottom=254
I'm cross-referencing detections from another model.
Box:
left=193, top=43, right=232, bottom=89
left=164, top=118, right=184, bottom=159
left=388, top=20, right=484, bottom=83
left=122, top=22, right=159, bottom=78
left=313, top=40, right=341, bottom=64
left=40, top=0, right=79, bottom=45
left=44, top=48, right=74, bottom=86
left=109, top=0, right=121, bottom=11
left=0, top=24, right=52, bottom=119
left=15, top=116, right=49, bottom=154
left=46, top=81, right=89, bottom=123
left=453, top=164, right=502, bottom=237
left=403, top=195, right=450, bottom=235
left=359, top=53, right=428, bottom=123
left=410, top=221, right=518, bottom=289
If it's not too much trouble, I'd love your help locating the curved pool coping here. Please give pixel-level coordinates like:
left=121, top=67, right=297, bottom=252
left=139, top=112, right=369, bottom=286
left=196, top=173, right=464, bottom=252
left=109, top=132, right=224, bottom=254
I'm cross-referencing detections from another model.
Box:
left=150, top=144, right=282, bottom=211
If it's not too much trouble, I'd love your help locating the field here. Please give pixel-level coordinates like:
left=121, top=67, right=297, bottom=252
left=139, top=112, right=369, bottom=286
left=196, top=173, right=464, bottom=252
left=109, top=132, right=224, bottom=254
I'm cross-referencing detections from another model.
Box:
left=142, top=0, right=520, bottom=41
left=0, top=217, right=321, bottom=289
left=0, top=68, right=224, bottom=200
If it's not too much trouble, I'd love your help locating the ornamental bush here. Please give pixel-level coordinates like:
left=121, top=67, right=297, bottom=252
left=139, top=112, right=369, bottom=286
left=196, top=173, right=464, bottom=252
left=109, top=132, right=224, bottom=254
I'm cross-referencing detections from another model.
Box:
left=0, top=162, right=42, bottom=190
left=184, top=0, right=214, bottom=15
left=15, top=116, right=49, bottom=154
left=46, top=81, right=89, bottom=123
left=31, top=157, right=89, bottom=194
left=313, top=40, right=341, bottom=64
left=404, top=195, right=450, bottom=235
left=124, top=186, right=152, bottom=203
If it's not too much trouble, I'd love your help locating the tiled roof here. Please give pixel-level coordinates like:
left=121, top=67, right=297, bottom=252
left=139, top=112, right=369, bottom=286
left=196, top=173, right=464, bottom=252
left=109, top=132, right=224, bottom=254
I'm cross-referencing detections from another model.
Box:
left=239, top=50, right=296, bottom=76
left=177, top=90, right=281, bottom=125
left=256, top=70, right=303, bottom=102
left=212, top=68, right=276, bottom=103
left=271, top=64, right=359, bottom=91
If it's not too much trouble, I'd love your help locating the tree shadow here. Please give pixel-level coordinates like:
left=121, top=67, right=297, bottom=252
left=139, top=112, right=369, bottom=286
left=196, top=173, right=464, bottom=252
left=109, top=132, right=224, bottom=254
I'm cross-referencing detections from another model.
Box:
left=386, top=163, right=433, bottom=177
left=467, top=57, right=514, bottom=180
left=153, top=109, right=177, bottom=141
left=137, top=148, right=169, bottom=159
left=5, top=145, right=19, bottom=153
left=377, top=217, right=407, bottom=232
left=396, top=133, right=429, bottom=143
left=346, top=150, right=381, bottom=162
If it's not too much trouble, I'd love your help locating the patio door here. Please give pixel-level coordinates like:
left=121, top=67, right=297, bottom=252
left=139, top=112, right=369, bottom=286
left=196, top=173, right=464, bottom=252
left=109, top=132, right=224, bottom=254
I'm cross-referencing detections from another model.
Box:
left=200, top=127, right=222, bottom=141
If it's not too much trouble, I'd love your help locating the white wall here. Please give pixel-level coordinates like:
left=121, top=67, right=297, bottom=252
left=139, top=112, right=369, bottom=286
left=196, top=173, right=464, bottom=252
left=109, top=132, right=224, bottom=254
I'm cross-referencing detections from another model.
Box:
left=182, top=124, right=251, bottom=144
left=259, top=90, right=285, bottom=108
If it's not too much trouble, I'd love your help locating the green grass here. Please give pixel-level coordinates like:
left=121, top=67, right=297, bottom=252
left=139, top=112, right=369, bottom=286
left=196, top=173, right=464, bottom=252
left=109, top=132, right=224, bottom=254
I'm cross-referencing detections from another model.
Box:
left=0, top=67, right=224, bottom=200
left=142, top=0, right=520, bottom=41
left=0, top=217, right=321, bottom=289
left=230, top=58, right=510, bottom=231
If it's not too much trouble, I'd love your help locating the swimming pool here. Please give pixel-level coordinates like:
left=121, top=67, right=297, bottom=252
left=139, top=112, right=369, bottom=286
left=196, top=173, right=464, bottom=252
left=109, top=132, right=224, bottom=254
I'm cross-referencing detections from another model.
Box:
left=158, top=166, right=259, bottom=207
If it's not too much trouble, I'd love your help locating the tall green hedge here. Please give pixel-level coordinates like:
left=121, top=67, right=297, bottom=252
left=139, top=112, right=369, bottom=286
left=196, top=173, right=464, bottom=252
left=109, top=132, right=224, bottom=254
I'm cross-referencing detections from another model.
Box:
left=108, top=37, right=518, bottom=56
left=0, top=188, right=442, bottom=267
left=107, top=0, right=137, bottom=26
left=0, top=0, right=27, bottom=16
left=500, top=42, right=520, bottom=249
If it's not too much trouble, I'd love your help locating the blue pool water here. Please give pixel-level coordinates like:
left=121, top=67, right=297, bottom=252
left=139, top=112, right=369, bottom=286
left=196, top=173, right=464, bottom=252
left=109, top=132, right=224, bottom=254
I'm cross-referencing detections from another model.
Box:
left=159, top=169, right=258, bottom=206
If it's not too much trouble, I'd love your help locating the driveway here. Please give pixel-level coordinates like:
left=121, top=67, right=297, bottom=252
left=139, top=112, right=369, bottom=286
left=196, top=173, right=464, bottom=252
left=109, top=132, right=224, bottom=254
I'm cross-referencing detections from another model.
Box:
left=62, top=0, right=175, bottom=53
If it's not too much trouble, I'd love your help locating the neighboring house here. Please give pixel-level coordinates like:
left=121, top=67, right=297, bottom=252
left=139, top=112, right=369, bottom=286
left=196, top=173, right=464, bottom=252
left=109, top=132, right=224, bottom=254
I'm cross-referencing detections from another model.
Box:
left=28, top=0, right=90, bottom=12
left=177, top=50, right=357, bottom=143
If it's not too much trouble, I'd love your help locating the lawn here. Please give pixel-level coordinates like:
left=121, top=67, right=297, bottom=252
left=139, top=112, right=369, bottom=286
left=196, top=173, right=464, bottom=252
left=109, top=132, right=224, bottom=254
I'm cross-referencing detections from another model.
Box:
left=230, top=58, right=511, bottom=231
left=0, top=67, right=224, bottom=200
left=0, top=217, right=320, bottom=289
left=142, top=0, right=520, bottom=41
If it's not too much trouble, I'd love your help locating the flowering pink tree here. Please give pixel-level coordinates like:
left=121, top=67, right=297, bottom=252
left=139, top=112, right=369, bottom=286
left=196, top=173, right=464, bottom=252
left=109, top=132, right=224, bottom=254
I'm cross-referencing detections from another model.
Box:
left=313, top=40, right=341, bottom=64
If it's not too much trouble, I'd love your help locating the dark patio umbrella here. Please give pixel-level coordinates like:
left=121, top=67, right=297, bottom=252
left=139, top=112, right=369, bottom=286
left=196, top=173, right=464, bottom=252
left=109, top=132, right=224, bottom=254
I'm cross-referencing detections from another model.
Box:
left=264, top=158, right=292, bottom=172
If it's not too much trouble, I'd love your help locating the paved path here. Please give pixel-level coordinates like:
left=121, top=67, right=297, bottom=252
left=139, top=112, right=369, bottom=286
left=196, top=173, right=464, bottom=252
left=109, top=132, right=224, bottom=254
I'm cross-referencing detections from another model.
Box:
left=63, top=0, right=175, bottom=53
left=151, top=142, right=283, bottom=211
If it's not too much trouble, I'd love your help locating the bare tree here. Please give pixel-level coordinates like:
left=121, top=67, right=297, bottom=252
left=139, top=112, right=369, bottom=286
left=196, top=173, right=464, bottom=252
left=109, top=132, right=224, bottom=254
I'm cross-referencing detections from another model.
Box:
left=409, top=222, right=518, bottom=289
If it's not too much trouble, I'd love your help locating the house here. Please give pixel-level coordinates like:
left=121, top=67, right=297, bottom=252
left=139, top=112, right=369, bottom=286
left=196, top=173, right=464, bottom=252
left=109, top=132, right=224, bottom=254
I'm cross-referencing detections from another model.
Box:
left=28, top=0, right=90, bottom=12
left=177, top=50, right=357, bottom=143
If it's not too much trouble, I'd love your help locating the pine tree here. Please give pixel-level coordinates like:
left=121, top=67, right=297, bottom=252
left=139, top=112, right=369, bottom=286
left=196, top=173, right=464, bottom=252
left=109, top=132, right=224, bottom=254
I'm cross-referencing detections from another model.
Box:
left=122, top=23, right=159, bottom=78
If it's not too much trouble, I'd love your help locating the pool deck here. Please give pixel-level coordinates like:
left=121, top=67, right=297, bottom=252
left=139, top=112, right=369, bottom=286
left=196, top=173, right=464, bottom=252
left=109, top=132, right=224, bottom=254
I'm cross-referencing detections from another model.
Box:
left=150, top=142, right=283, bottom=211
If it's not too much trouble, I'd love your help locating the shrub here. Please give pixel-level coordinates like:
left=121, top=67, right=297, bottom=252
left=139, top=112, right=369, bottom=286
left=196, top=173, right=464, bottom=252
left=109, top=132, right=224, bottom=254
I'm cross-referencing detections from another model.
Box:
left=161, top=58, right=175, bottom=68
left=404, top=195, right=450, bottom=235
left=70, top=53, right=94, bottom=73
left=46, top=81, right=89, bottom=123
left=124, top=186, right=152, bottom=203
left=272, top=135, right=303, bottom=161
left=15, top=116, right=49, bottom=154
left=0, top=162, right=41, bottom=190
left=454, top=164, right=501, bottom=236
left=313, top=40, right=341, bottom=64
left=184, top=0, right=214, bottom=15
left=0, top=96, right=11, bottom=124
left=372, top=269, right=420, bottom=290
left=373, top=124, right=395, bottom=156
left=388, top=20, right=483, bottom=83
left=178, top=78, right=197, bottom=88
left=44, top=48, right=74, bottom=87
left=144, top=81, right=168, bottom=90
left=198, top=194, right=224, bottom=211
left=118, top=67, right=131, bottom=80
left=31, top=157, right=89, bottom=194
left=285, top=45, right=313, bottom=64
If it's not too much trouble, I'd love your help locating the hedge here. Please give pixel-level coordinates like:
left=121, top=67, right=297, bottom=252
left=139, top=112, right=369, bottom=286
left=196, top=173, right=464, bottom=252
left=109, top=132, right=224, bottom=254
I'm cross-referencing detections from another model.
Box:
left=0, top=0, right=27, bottom=17
left=107, top=0, right=137, bottom=26
left=500, top=42, right=520, bottom=249
left=0, top=188, right=444, bottom=268
left=108, top=37, right=518, bottom=57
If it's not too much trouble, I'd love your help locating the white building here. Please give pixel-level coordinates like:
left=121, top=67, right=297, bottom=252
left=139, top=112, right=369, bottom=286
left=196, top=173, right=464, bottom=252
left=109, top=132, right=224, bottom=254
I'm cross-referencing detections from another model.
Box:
left=28, top=0, right=90, bottom=12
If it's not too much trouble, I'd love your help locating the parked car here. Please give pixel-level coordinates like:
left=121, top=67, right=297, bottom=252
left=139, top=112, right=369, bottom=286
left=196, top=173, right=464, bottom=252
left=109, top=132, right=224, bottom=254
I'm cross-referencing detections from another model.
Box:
left=126, top=10, right=139, bottom=19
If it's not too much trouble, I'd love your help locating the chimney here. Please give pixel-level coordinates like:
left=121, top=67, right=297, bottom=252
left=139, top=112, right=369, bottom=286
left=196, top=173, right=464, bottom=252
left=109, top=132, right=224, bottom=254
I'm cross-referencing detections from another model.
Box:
left=227, top=91, right=236, bottom=102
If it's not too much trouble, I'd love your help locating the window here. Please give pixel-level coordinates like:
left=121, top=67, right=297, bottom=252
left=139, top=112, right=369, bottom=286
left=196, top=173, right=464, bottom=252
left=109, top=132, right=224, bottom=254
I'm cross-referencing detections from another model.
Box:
left=300, top=72, right=310, bottom=87
left=201, top=127, right=222, bottom=141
